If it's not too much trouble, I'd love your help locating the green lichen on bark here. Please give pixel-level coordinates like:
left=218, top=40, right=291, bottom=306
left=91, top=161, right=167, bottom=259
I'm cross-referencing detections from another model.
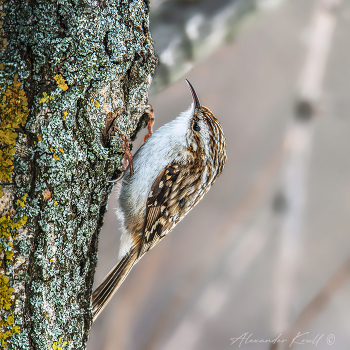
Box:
left=0, top=0, right=156, bottom=349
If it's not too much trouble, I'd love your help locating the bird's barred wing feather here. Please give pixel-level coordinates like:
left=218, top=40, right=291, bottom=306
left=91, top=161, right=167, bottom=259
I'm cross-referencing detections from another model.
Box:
left=138, top=163, right=180, bottom=257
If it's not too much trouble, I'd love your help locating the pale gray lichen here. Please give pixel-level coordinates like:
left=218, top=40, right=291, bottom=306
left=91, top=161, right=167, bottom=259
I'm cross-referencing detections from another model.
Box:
left=0, top=0, right=156, bottom=349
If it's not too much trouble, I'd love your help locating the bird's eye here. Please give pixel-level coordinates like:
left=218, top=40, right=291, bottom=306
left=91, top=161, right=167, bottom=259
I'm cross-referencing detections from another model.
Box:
left=193, top=123, right=200, bottom=132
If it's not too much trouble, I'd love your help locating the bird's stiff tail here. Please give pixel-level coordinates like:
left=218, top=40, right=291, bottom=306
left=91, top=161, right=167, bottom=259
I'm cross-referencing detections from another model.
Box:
left=92, top=249, right=138, bottom=321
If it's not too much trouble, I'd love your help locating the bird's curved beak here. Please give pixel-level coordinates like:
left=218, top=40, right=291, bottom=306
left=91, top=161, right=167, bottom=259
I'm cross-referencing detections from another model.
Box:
left=186, top=79, right=201, bottom=109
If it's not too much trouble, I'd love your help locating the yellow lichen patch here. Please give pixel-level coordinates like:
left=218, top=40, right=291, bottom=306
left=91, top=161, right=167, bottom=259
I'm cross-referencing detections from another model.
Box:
left=0, top=213, right=26, bottom=346
left=0, top=275, right=12, bottom=310
left=0, top=303, right=21, bottom=346
left=52, top=338, right=68, bottom=350
left=38, top=133, right=43, bottom=142
left=49, top=147, right=60, bottom=161
left=39, top=91, right=55, bottom=104
left=0, top=193, right=28, bottom=345
left=0, top=214, right=27, bottom=242
left=5, top=250, right=13, bottom=260
left=53, top=74, right=68, bottom=91
left=15, top=193, right=27, bottom=208
left=90, top=99, right=100, bottom=110
left=0, top=73, right=29, bottom=197
left=63, top=110, right=69, bottom=121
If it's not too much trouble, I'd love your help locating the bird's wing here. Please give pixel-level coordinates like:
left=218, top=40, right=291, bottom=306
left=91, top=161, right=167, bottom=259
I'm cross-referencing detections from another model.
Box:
left=137, top=163, right=181, bottom=257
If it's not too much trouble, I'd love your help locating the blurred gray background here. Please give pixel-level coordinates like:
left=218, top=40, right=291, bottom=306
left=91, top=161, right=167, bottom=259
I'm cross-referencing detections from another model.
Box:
left=88, top=0, right=350, bottom=349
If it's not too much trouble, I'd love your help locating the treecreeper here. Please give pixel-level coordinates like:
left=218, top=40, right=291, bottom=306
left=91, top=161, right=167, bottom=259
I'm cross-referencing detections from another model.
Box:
left=92, top=80, right=227, bottom=321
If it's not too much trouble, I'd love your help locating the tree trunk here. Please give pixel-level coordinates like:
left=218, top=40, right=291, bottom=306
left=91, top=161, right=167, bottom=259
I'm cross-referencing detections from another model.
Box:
left=0, top=0, right=156, bottom=349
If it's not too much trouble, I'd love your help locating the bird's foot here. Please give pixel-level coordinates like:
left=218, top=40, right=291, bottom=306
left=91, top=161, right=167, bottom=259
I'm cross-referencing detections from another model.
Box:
left=111, top=126, right=134, bottom=179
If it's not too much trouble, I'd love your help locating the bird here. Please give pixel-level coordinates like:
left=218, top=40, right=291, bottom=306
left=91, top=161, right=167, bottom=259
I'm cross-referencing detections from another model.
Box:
left=92, top=80, right=226, bottom=321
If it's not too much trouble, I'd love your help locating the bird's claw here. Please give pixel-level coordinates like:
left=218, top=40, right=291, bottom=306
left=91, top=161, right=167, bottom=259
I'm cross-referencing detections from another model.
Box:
left=110, top=126, right=134, bottom=181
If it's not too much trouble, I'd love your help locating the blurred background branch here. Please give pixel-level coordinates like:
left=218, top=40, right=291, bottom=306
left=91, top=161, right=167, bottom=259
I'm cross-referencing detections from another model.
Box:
left=150, top=0, right=286, bottom=93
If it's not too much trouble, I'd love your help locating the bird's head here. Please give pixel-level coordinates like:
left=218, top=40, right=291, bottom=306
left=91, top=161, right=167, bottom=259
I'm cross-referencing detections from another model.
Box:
left=185, top=80, right=226, bottom=169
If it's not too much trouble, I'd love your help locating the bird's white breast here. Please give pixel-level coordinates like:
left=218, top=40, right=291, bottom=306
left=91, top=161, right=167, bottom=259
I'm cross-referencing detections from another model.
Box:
left=116, top=105, right=194, bottom=257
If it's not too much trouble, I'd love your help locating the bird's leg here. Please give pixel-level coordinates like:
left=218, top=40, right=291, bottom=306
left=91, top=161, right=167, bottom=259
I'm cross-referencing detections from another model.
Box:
left=108, top=104, right=154, bottom=183
left=143, top=104, right=155, bottom=144
left=112, top=126, right=134, bottom=176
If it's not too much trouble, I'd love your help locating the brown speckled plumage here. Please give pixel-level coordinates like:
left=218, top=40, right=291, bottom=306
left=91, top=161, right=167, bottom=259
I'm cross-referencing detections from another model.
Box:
left=92, top=81, right=226, bottom=321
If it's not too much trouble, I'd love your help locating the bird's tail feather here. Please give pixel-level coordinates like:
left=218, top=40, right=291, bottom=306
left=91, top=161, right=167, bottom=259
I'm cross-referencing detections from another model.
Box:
left=92, top=249, right=138, bottom=321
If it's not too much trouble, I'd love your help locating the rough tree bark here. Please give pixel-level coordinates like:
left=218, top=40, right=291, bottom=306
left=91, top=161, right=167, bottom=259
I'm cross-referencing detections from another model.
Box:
left=0, top=0, right=156, bottom=349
